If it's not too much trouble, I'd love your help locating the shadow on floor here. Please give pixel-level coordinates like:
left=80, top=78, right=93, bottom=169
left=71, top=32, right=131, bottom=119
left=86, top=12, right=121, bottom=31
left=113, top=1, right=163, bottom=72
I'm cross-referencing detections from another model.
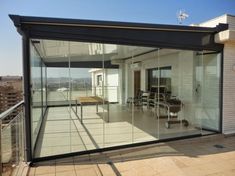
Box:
left=31, top=135, right=235, bottom=176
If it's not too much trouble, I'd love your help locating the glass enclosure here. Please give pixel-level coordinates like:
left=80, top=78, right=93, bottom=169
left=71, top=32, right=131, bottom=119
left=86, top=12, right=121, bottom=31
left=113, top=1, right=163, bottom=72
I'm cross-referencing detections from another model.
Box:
left=29, top=39, right=221, bottom=158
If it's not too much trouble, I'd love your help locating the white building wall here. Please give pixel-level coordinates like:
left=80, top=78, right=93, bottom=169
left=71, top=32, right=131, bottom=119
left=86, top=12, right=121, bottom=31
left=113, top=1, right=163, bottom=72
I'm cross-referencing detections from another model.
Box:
left=198, top=14, right=235, bottom=30
left=90, top=69, right=119, bottom=103
left=222, top=43, right=235, bottom=134
left=106, top=69, right=119, bottom=102
left=198, top=14, right=227, bottom=27
left=227, top=15, right=235, bottom=30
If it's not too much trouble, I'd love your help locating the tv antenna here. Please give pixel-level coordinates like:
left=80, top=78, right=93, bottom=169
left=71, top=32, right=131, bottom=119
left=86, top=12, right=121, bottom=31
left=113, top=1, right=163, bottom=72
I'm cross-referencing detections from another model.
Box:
left=177, top=10, right=189, bottom=24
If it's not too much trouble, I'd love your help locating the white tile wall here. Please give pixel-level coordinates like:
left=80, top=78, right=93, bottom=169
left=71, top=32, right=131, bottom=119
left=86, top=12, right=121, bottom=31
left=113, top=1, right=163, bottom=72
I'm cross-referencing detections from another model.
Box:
left=223, top=43, right=235, bottom=134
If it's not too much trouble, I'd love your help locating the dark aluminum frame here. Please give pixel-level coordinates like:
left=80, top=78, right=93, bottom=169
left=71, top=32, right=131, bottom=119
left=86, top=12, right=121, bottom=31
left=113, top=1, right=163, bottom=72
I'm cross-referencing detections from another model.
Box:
left=10, top=14, right=227, bottom=162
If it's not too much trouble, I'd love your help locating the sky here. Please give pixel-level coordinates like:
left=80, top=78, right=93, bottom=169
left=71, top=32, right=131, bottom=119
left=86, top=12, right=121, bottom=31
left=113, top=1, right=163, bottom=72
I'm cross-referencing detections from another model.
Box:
left=0, top=0, right=235, bottom=76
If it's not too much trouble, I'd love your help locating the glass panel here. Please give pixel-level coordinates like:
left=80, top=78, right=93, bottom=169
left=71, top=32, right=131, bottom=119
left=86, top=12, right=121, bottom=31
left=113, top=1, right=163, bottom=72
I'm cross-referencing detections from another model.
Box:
left=157, top=49, right=203, bottom=139
left=47, top=68, right=70, bottom=106
left=30, top=41, right=43, bottom=151
left=70, top=68, right=92, bottom=100
left=34, top=42, right=71, bottom=157
left=197, top=52, right=221, bottom=132
left=194, top=51, right=204, bottom=134
left=42, top=62, right=47, bottom=115
left=102, top=44, right=133, bottom=147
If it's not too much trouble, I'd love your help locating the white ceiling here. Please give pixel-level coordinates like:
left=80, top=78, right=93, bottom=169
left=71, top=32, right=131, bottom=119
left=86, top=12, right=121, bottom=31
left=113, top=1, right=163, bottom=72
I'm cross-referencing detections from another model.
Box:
left=32, top=39, right=157, bottom=63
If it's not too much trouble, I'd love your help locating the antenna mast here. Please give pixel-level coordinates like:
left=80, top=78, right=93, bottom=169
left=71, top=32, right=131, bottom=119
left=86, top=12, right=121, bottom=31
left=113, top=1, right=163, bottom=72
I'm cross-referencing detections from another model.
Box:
left=177, top=10, right=189, bottom=24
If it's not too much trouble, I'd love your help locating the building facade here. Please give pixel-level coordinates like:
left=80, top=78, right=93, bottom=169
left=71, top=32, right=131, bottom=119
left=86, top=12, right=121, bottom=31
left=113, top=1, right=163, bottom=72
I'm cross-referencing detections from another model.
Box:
left=0, top=77, right=22, bottom=122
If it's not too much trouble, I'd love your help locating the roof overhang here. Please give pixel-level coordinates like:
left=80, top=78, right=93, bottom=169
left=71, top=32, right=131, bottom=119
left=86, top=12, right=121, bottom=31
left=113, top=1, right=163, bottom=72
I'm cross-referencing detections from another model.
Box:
left=10, top=15, right=228, bottom=52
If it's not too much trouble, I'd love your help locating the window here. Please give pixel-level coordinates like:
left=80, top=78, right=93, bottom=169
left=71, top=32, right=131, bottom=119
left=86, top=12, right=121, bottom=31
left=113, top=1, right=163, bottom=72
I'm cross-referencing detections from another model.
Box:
left=97, top=75, right=102, bottom=86
left=148, top=66, right=171, bottom=91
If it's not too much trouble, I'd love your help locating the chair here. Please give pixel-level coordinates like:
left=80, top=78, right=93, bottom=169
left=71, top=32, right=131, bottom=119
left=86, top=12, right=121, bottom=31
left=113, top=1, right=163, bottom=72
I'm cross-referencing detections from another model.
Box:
left=126, top=90, right=143, bottom=107
left=147, top=86, right=167, bottom=109
left=141, top=92, right=150, bottom=106
left=150, top=86, right=167, bottom=101
left=163, top=98, right=188, bottom=128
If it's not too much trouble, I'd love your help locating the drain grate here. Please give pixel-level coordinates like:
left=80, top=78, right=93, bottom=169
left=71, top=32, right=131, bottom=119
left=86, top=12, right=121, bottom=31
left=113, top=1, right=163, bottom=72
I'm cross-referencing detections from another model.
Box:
left=213, top=144, right=225, bottom=149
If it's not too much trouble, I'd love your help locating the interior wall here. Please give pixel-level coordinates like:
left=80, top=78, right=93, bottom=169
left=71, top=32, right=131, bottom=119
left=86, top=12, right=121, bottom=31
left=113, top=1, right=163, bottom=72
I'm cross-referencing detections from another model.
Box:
left=123, top=50, right=201, bottom=126
left=124, top=51, right=183, bottom=101
left=123, top=49, right=221, bottom=131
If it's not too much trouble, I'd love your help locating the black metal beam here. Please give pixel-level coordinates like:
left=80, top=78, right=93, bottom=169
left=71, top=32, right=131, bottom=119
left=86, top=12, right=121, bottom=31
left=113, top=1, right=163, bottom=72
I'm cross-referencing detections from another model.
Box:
left=45, top=60, right=119, bottom=68
left=25, top=25, right=223, bottom=51
left=9, top=15, right=228, bottom=52
left=9, top=14, right=227, bottom=32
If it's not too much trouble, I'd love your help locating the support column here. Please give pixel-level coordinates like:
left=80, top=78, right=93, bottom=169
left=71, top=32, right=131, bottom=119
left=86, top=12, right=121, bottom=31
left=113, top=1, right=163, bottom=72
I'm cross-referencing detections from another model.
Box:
left=22, top=34, right=32, bottom=162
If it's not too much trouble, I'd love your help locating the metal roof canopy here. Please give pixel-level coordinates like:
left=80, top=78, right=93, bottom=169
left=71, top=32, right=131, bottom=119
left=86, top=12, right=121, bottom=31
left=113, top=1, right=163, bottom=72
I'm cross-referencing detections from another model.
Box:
left=10, top=15, right=228, bottom=53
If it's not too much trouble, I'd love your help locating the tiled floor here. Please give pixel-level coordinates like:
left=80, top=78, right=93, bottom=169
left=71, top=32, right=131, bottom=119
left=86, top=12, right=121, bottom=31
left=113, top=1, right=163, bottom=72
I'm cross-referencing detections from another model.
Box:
left=29, top=135, right=235, bottom=176
left=34, top=103, right=202, bottom=158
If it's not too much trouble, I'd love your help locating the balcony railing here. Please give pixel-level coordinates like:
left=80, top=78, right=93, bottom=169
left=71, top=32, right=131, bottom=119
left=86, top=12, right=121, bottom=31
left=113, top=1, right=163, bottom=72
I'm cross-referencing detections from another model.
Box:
left=0, top=101, right=24, bottom=176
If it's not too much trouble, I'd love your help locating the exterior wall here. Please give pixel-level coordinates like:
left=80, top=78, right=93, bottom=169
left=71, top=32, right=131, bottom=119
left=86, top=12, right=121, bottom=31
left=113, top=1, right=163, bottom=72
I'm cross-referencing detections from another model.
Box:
left=222, top=43, right=235, bottom=134
left=227, top=15, right=235, bottom=30
left=90, top=69, right=119, bottom=102
left=199, top=14, right=235, bottom=30
left=106, top=69, right=119, bottom=102
left=198, top=14, right=227, bottom=27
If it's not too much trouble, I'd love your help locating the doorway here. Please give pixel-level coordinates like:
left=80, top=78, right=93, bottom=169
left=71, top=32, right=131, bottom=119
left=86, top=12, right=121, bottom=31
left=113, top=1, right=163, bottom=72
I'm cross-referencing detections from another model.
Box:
left=134, top=70, right=141, bottom=97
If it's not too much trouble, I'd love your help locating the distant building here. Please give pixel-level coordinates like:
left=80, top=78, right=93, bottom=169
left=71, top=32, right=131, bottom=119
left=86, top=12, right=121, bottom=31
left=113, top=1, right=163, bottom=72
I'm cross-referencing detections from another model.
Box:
left=0, top=76, right=22, bottom=91
left=0, top=76, right=23, bottom=122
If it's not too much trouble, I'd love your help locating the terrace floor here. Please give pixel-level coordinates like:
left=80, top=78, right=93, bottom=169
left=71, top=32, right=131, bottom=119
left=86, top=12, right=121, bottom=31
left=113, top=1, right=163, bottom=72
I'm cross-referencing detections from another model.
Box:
left=29, top=134, right=235, bottom=176
left=34, top=104, right=203, bottom=158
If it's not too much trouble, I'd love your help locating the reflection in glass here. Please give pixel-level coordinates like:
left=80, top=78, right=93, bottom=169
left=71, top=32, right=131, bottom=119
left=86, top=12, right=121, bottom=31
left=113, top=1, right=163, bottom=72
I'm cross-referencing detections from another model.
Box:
left=47, top=68, right=69, bottom=106
left=30, top=41, right=43, bottom=152
left=42, top=63, right=46, bottom=114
